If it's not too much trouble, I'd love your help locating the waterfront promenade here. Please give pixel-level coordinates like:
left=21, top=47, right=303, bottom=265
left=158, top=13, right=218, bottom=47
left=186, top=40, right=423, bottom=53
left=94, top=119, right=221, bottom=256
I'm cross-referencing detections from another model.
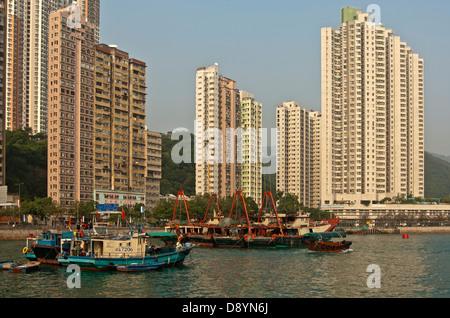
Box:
left=0, top=225, right=166, bottom=241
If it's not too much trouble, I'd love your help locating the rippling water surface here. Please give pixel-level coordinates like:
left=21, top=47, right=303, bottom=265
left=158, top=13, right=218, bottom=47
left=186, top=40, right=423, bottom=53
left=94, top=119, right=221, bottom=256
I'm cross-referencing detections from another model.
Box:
left=0, top=234, right=448, bottom=298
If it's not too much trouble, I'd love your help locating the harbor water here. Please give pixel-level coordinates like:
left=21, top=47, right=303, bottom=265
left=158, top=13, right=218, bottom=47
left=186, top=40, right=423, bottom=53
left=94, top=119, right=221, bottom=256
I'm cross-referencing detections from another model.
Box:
left=0, top=234, right=448, bottom=298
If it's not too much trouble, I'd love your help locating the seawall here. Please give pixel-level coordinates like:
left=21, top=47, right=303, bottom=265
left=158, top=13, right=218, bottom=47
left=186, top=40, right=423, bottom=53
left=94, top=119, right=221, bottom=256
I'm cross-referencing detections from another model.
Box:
left=0, top=226, right=167, bottom=241
left=398, top=226, right=450, bottom=234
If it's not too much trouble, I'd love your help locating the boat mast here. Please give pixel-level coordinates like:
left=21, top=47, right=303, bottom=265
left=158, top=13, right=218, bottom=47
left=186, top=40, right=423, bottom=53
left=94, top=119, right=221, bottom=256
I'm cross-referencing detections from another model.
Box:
left=229, top=190, right=252, bottom=237
left=200, top=194, right=222, bottom=224
left=257, top=191, right=284, bottom=235
left=171, top=190, right=193, bottom=226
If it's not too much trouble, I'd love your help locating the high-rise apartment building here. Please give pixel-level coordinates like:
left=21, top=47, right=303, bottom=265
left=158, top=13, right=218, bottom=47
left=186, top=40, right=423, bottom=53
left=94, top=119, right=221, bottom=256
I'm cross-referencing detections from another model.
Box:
left=93, top=44, right=147, bottom=207
left=195, top=64, right=245, bottom=200
left=195, top=64, right=220, bottom=196
left=47, top=7, right=96, bottom=206
left=145, top=130, right=162, bottom=210
left=320, top=7, right=425, bottom=206
left=0, top=0, right=7, bottom=186
left=309, top=111, right=321, bottom=208
left=240, top=91, right=262, bottom=206
left=276, top=102, right=315, bottom=208
left=5, top=0, right=100, bottom=134
left=77, top=0, right=100, bottom=43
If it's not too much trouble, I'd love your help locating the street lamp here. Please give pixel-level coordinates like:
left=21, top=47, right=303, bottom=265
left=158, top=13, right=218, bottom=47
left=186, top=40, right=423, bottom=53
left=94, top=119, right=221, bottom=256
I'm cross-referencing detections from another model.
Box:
left=16, top=183, right=24, bottom=225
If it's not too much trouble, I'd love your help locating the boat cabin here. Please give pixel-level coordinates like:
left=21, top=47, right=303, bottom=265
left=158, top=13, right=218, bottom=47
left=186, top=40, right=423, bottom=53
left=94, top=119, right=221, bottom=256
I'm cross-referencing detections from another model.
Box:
left=62, top=232, right=179, bottom=259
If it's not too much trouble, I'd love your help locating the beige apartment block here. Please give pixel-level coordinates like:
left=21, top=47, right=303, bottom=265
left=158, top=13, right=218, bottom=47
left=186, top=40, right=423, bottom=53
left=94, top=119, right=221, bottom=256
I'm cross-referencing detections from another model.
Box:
left=93, top=44, right=147, bottom=204
left=195, top=64, right=220, bottom=196
left=240, top=91, right=262, bottom=206
left=47, top=8, right=96, bottom=205
left=145, top=130, right=162, bottom=210
left=195, top=64, right=242, bottom=200
left=277, top=102, right=317, bottom=208
left=309, top=111, right=322, bottom=208
left=320, top=7, right=425, bottom=207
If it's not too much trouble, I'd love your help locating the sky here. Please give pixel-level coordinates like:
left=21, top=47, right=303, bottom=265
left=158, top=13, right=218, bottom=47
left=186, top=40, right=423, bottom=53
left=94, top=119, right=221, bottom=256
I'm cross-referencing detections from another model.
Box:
left=100, top=0, right=450, bottom=156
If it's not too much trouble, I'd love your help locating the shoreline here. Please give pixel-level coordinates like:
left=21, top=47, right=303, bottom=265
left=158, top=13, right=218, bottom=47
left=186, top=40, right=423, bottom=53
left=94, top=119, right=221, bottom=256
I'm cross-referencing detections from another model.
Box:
left=0, top=225, right=449, bottom=241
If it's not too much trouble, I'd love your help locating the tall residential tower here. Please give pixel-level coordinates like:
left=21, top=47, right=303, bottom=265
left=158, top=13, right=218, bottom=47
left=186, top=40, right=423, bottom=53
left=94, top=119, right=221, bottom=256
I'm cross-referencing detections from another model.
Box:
left=320, top=7, right=425, bottom=206
left=5, top=0, right=100, bottom=134
left=47, top=7, right=96, bottom=205
left=93, top=44, right=147, bottom=208
left=195, top=64, right=262, bottom=203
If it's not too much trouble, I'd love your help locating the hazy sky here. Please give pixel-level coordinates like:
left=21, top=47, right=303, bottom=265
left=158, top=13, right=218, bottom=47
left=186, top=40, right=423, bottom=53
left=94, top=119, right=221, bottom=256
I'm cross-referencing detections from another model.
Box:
left=100, top=0, right=450, bottom=156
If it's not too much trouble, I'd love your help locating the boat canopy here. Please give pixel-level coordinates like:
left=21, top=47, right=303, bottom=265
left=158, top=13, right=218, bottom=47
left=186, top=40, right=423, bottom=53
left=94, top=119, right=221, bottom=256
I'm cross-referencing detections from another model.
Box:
left=303, top=232, right=346, bottom=240
left=145, top=232, right=178, bottom=238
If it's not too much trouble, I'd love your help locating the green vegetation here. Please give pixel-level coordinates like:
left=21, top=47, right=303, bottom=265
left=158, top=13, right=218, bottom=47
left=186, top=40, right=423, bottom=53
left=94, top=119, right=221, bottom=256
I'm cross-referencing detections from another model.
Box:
left=5, top=129, right=47, bottom=200
left=424, top=151, right=450, bottom=198
left=160, top=132, right=195, bottom=196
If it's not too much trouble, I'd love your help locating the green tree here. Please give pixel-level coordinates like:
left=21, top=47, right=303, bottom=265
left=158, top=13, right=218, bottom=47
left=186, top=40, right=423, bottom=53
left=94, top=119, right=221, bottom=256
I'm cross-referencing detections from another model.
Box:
left=277, top=193, right=300, bottom=215
left=5, top=129, right=47, bottom=200
left=21, top=197, right=59, bottom=220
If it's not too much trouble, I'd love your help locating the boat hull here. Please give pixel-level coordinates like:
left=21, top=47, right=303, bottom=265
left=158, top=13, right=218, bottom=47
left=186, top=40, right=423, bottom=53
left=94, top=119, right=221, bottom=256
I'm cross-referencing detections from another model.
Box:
left=306, top=240, right=352, bottom=253
left=8, top=262, right=40, bottom=273
left=273, top=235, right=306, bottom=248
left=57, top=246, right=194, bottom=271
left=246, top=236, right=278, bottom=248
left=0, top=261, right=16, bottom=270
left=214, top=236, right=246, bottom=248
left=186, top=234, right=216, bottom=247
left=116, top=262, right=164, bottom=272
left=32, top=245, right=62, bottom=265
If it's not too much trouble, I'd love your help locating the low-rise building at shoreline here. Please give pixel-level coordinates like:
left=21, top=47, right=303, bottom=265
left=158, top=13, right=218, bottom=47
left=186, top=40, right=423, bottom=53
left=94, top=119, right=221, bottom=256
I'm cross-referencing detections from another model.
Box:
left=321, top=203, right=450, bottom=227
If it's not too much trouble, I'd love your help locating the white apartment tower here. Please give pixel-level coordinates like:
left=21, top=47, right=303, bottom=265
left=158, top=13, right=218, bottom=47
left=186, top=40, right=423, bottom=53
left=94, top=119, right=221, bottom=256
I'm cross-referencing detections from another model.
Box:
left=240, top=91, right=262, bottom=206
left=276, top=102, right=314, bottom=208
left=320, top=7, right=425, bottom=206
left=195, top=64, right=221, bottom=196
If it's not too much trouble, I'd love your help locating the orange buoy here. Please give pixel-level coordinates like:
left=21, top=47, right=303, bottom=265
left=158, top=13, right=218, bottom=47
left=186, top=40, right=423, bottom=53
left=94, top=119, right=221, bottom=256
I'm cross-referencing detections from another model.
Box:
left=402, top=234, right=409, bottom=239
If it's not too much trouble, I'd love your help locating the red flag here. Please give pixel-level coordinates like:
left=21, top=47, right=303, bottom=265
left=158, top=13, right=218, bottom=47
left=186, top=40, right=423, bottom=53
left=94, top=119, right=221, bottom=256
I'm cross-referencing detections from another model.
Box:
left=68, top=218, right=72, bottom=226
left=96, top=210, right=99, bottom=222
left=121, top=208, right=125, bottom=220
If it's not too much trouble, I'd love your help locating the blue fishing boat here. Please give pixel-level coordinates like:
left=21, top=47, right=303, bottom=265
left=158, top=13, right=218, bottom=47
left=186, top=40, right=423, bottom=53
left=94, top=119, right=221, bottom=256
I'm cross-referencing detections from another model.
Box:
left=57, top=232, right=195, bottom=271
left=23, top=231, right=75, bottom=264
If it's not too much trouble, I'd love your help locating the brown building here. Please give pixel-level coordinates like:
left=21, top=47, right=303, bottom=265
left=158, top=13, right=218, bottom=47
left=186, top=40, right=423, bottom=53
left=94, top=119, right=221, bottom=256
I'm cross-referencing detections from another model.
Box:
left=47, top=8, right=96, bottom=206
left=93, top=44, right=147, bottom=207
left=145, top=130, right=162, bottom=210
left=218, top=76, right=241, bottom=199
left=0, top=0, right=7, bottom=186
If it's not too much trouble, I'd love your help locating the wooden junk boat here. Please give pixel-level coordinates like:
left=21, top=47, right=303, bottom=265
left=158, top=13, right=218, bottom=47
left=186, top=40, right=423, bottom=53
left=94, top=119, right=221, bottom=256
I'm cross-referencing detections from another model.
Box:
left=166, top=190, right=341, bottom=249
left=303, top=232, right=352, bottom=253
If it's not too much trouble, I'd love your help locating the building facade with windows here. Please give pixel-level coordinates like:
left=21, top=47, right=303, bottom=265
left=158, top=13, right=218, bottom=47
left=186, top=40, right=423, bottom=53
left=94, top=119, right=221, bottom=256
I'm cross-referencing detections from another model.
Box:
left=320, top=7, right=425, bottom=207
